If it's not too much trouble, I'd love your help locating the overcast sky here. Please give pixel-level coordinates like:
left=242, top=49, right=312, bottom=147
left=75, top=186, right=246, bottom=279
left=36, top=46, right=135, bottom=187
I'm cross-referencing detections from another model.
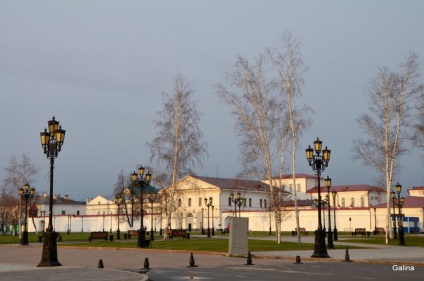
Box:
left=1, top=1, right=423, bottom=200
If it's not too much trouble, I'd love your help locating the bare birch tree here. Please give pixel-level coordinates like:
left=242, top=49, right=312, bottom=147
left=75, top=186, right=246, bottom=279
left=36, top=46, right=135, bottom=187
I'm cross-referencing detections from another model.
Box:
left=353, top=52, right=423, bottom=244
left=2, top=154, right=39, bottom=236
left=268, top=32, right=312, bottom=244
left=112, top=170, right=135, bottom=228
left=147, top=72, right=208, bottom=240
left=216, top=55, right=290, bottom=243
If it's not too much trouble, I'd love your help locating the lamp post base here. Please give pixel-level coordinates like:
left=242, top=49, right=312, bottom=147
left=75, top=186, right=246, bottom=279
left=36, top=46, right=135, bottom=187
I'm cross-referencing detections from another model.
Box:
left=311, top=229, right=330, bottom=258
left=21, top=231, right=29, bottom=245
left=399, top=228, right=406, bottom=246
left=333, top=228, right=338, bottom=241
left=37, top=231, right=62, bottom=267
left=137, top=230, right=147, bottom=248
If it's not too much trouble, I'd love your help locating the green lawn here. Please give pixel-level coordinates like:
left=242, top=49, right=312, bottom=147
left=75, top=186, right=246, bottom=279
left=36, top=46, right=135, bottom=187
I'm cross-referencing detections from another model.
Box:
left=1, top=231, right=421, bottom=252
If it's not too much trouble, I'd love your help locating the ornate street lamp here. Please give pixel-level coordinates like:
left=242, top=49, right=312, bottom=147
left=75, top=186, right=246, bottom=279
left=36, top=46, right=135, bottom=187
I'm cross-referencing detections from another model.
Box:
left=230, top=192, right=243, bottom=217
left=325, top=176, right=334, bottom=248
left=114, top=195, right=123, bottom=239
left=131, top=165, right=153, bottom=248
left=38, top=116, right=65, bottom=267
left=211, top=205, right=215, bottom=236
left=148, top=193, right=157, bottom=241
left=306, top=137, right=331, bottom=258
left=332, top=191, right=338, bottom=241
left=391, top=190, right=398, bottom=239
left=204, top=197, right=213, bottom=238
left=395, top=183, right=405, bottom=246
left=19, top=183, right=35, bottom=245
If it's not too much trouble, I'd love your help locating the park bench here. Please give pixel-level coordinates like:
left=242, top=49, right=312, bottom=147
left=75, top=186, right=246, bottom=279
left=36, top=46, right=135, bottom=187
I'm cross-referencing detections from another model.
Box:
left=127, top=230, right=139, bottom=239
left=375, top=227, right=386, bottom=235
left=88, top=231, right=108, bottom=242
left=292, top=227, right=309, bottom=236
left=167, top=229, right=188, bottom=239
left=352, top=228, right=366, bottom=237
left=221, top=228, right=229, bottom=236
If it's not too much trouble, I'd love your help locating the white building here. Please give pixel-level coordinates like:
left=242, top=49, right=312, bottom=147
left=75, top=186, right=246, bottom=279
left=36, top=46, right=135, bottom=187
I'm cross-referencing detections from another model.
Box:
left=26, top=175, right=424, bottom=234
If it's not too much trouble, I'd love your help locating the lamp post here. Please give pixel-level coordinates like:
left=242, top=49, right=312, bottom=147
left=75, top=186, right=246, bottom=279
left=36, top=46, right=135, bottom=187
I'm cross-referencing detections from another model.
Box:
left=204, top=197, right=213, bottom=238
left=230, top=192, right=243, bottom=218
left=148, top=193, right=157, bottom=241
left=306, top=137, right=331, bottom=258
left=324, top=176, right=334, bottom=248
left=391, top=190, right=398, bottom=239
left=373, top=207, right=377, bottom=235
left=19, top=183, right=35, bottom=245
left=38, top=116, right=65, bottom=267
left=41, top=210, right=46, bottom=232
left=332, top=191, right=338, bottom=241
left=201, top=208, right=204, bottom=234
left=269, top=206, right=272, bottom=235
left=211, top=205, right=215, bottom=236
left=131, top=165, right=152, bottom=248
left=395, top=183, right=405, bottom=246
left=114, top=195, right=123, bottom=239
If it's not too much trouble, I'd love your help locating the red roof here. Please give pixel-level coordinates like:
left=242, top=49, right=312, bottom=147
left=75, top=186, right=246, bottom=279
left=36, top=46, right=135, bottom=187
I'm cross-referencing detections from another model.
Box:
left=306, top=184, right=385, bottom=193
left=375, top=196, right=424, bottom=208
left=270, top=173, right=316, bottom=180
left=191, top=176, right=271, bottom=192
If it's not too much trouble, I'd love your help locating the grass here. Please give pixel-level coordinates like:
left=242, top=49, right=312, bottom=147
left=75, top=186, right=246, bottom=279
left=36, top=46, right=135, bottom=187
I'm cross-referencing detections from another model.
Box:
left=1, top=231, right=421, bottom=252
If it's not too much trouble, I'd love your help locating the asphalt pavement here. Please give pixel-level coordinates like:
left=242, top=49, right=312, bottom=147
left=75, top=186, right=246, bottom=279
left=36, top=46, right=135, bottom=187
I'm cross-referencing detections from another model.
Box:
left=0, top=235, right=423, bottom=281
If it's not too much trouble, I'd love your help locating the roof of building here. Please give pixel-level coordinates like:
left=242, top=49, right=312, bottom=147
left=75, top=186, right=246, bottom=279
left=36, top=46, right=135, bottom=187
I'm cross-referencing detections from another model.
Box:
left=306, top=184, right=385, bottom=193
left=408, top=186, right=424, bottom=195
left=375, top=196, right=424, bottom=208
left=269, top=173, right=316, bottom=180
left=191, top=175, right=271, bottom=192
left=36, top=195, right=85, bottom=205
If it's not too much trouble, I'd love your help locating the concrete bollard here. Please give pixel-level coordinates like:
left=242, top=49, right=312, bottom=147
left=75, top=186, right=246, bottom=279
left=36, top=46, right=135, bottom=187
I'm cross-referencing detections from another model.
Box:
left=98, top=259, right=104, bottom=268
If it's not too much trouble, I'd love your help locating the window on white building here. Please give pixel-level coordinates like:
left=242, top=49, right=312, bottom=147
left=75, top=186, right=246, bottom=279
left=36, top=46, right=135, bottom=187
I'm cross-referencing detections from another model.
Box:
left=199, top=197, right=202, bottom=206
left=264, top=199, right=267, bottom=208
left=77, top=211, right=80, bottom=215
left=351, top=198, right=355, bottom=207
left=342, top=198, right=345, bottom=207
left=297, top=184, right=301, bottom=191
left=188, top=198, right=192, bottom=207
left=62, top=211, right=66, bottom=215
left=361, top=197, right=365, bottom=207
left=178, top=198, right=182, bottom=207
left=249, top=198, right=252, bottom=207
left=228, top=197, right=232, bottom=206
left=260, top=199, right=263, bottom=208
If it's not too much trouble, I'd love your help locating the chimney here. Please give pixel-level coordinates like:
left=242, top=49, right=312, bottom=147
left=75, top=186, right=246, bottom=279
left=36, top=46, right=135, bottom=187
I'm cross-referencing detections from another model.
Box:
left=64, top=195, right=69, bottom=200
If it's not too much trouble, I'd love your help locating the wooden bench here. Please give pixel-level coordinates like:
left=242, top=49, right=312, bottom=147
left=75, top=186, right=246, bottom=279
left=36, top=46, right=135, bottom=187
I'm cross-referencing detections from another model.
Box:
left=221, top=228, right=229, bottom=236
left=292, top=228, right=309, bottom=236
left=167, top=229, right=187, bottom=239
left=352, top=228, right=366, bottom=237
left=375, top=227, right=386, bottom=235
left=127, top=230, right=139, bottom=239
left=88, top=231, right=108, bottom=242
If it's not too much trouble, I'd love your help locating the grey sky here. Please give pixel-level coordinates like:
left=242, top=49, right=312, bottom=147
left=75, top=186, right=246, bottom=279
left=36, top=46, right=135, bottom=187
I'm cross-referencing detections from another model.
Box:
left=1, top=1, right=423, bottom=200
